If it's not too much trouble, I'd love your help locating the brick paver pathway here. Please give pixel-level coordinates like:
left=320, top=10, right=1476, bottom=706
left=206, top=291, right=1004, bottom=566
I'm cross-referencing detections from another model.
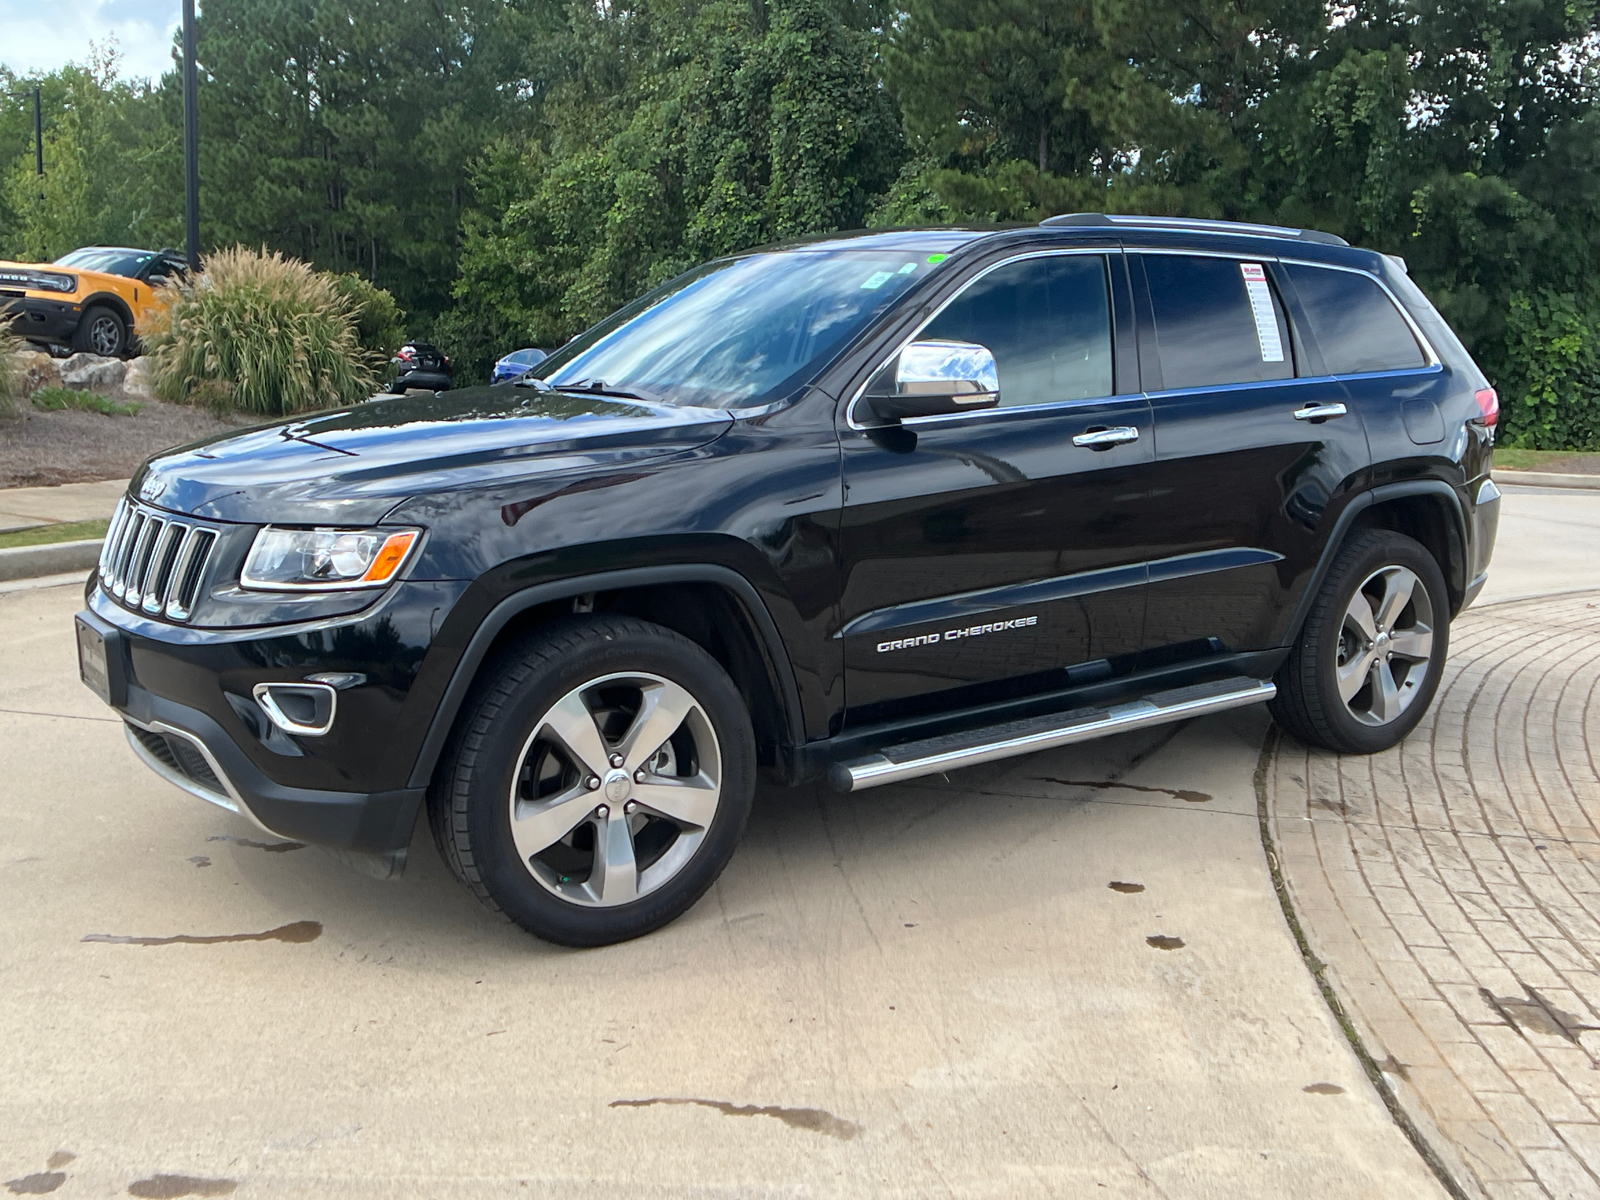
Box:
left=1270, top=591, right=1600, bottom=1199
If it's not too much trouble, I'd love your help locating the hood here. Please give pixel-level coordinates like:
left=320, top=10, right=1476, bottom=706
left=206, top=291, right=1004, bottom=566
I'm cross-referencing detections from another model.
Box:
left=131, top=385, right=735, bottom=525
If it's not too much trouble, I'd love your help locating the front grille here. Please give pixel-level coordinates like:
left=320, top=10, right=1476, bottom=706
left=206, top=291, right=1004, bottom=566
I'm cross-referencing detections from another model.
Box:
left=127, top=723, right=227, bottom=797
left=100, top=499, right=220, bottom=622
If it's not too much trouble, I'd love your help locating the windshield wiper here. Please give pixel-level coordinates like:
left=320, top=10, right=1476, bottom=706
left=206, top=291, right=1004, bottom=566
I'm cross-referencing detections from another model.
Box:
left=515, top=376, right=665, bottom=406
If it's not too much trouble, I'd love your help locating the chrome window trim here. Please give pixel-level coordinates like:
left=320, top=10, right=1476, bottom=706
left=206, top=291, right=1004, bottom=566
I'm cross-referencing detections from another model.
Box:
left=844, top=247, right=1119, bottom=431
left=1141, top=363, right=1443, bottom=403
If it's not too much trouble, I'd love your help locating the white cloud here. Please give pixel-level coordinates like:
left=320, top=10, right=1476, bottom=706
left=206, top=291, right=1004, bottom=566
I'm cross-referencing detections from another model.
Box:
left=0, top=0, right=183, bottom=85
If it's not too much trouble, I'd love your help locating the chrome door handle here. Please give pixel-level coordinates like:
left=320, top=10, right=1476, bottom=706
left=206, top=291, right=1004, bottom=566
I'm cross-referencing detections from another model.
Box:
left=1072, top=426, right=1140, bottom=448
left=1293, top=403, right=1348, bottom=422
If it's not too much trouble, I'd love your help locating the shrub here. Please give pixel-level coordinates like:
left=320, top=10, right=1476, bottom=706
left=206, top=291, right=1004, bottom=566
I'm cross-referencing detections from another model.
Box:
left=0, top=316, right=26, bottom=418
left=138, top=246, right=379, bottom=416
left=30, top=385, right=142, bottom=416
left=329, top=272, right=407, bottom=361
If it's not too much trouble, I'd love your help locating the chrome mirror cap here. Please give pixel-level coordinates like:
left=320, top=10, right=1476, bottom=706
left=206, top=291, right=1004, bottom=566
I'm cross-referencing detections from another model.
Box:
left=865, top=339, right=1001, bottom=421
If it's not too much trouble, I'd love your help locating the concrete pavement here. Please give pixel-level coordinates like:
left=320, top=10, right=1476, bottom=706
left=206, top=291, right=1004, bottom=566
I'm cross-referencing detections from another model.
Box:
left=0, top=478, right=127, bottom=534
left=0, top=588, right=1441, bottom=1190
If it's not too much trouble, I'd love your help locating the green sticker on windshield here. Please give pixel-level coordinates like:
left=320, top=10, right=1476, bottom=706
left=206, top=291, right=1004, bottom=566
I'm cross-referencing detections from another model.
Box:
left=860, top=271, right=894, bottom=290
left=926, top=253, right=949, bottom=264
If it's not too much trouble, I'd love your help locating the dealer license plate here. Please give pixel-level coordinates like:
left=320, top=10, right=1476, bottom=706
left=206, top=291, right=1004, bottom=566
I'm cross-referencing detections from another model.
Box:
left=75, top=615, right=111, bottom=705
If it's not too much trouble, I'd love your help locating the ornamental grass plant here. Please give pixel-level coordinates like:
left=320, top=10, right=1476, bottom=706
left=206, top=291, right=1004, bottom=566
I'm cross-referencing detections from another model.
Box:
left=0, top=316, right=26, bottom=418
left=138, top=246, right=381, bottom=417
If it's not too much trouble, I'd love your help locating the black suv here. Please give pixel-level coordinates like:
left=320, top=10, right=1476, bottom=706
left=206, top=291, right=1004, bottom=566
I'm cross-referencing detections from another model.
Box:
left=74, top=215, right=1500, bottom=946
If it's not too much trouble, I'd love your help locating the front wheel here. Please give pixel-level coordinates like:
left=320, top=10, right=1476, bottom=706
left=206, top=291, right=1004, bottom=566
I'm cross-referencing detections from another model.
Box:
left=73, top=305, right=128, bottom=358
left=1270, top=529, right=1449, bottom=754
left=429, top=616, right=756, bottom=946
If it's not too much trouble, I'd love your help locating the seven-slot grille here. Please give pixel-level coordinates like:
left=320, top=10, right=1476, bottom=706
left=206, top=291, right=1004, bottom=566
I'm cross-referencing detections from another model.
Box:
left=99, top=498, right=219, bottom=622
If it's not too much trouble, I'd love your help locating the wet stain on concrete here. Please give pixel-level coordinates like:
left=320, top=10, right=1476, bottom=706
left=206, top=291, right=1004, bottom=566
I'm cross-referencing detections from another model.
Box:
left=1303, top=1083, right=1346, bottom=1094
left=610, top=1097, right=861, bottom=1140
left=42, top=1157, right=71, bottom=1173
left=206, top=835, right=304, bottom=853
left=1035, top=777, right=1211, bottom=803
left=126, top=1175, right=237, bottom=1198
left=1108, top=881, right=1145, bottom=894
left=1480, top=985, right=1600, bottom=1044
left=83, top=921, right=321, bottom=947
left=5, top=1173, right=64, bottom=1195
left=1146, top=935, right=1185, bottom=950
left=187, top=856, right=210, bottom=868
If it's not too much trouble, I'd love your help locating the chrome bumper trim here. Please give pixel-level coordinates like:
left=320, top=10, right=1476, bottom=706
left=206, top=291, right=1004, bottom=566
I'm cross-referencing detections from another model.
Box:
left=123, top=716, right=282, bottom=838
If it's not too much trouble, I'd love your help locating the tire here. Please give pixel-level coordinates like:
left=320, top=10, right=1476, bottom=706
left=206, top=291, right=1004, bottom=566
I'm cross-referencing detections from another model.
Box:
left=1270, top=529, right=1450, bottom=754
left=73, top=305, right=128, bottom=358
left=429, top=616, right=757, bottom=947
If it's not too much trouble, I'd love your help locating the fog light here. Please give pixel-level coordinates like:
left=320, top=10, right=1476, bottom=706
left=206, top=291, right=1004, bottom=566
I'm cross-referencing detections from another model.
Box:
left=253, top=682, right=337, bottom=737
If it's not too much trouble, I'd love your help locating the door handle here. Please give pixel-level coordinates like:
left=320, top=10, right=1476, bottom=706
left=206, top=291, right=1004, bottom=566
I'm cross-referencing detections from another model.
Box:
left=1293, top=402, right=1348, bottom=422
left=1072, top=426, right=1140, bottom=449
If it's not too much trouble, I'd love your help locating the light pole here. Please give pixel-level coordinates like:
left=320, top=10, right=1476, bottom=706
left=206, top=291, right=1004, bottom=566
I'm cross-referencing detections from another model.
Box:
left=182, top=0, right=200, bottom=272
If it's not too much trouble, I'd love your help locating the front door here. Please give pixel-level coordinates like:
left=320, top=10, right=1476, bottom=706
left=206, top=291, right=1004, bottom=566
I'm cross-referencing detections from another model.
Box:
left=836, top=249, right=1159, bottom=726
left=1132, top=250, right=1373, bottom=663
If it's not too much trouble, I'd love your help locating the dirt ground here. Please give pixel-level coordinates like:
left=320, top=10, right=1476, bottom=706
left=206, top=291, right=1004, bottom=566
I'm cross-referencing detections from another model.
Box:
left=0, top=400, right=250, bottom=487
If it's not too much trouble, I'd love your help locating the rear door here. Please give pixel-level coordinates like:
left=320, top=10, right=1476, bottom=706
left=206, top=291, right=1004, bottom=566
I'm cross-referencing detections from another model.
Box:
left=1134, top=250, right=1371, bottom=662
left=837, top=249, right=1158, bottom=724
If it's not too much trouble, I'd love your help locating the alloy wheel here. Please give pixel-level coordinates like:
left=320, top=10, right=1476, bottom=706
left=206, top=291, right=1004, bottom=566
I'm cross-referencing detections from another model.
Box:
left=87, top=314, right=122, bottom=356
left=507, top=671, right=722, bottom=907
left=1336, top=564, right=1435, bottom=727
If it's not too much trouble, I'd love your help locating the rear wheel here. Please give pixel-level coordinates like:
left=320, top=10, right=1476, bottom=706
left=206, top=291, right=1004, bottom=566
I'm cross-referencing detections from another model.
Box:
left=73, top=305, right=127, bottom=358
left=430, top=616, right=756, bottom=946
left=1270, top=529, right=1449, bottom=754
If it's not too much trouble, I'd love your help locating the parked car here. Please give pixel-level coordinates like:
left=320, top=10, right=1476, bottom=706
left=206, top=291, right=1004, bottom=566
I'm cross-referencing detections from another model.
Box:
left=492, top=347, right=549, bottom=384
left=385, top=342, right=453, bottom=392
left=75, top=215, right=1499, bottom=947
left=0, top=245, right=188, bottom=358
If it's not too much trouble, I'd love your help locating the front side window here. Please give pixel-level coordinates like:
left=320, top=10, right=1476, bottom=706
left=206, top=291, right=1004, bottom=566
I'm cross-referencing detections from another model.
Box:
left=1283, top=264, right=1426, bottom=375
left=920, top=254, right=1114, bottom=409
left=1142, top=254, right=1294, bottom=390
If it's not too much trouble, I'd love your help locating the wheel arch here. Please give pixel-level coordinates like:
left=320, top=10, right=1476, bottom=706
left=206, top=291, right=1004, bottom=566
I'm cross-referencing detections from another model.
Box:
left=406, top=565, right=806, bottom=792
left=76, top=293, right=137, bottom=354
left=1281, top=480, right=1470, bottom=647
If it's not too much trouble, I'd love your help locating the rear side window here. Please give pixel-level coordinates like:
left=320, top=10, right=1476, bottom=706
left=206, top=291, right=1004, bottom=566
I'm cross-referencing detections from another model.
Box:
left=922, top=254, right=1113, bottom=408
left=1141, top=254, right=1294, bottom=390
left=1284, top=264, right=1426, bottom=374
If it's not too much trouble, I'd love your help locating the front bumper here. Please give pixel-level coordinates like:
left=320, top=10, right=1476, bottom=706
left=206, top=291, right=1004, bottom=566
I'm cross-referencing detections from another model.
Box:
left=4, top=294, right=80, bottom=344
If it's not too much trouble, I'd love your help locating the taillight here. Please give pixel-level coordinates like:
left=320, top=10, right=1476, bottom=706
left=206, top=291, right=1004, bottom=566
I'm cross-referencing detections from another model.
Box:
left=1474, top=387, right=1498, bottom=427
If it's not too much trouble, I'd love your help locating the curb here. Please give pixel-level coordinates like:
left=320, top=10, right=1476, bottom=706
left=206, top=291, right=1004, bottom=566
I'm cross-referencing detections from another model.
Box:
left=1492, top=469, right=1600, bottom=490
left=0, top=539, right=102, bottom=583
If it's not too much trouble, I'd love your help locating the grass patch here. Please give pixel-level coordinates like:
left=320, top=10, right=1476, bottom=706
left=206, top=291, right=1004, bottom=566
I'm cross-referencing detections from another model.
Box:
left=1493, top=446, right=1586, bottom=471
left=0, top=518, right=111, bottom=550
left=31, top=386, right=143, bottom=417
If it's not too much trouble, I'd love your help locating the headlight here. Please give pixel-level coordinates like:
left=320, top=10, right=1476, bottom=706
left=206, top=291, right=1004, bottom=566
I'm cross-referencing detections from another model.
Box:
left=240, top=526, right=420, bottom=591
left=31, top=271, right=75, bottom=293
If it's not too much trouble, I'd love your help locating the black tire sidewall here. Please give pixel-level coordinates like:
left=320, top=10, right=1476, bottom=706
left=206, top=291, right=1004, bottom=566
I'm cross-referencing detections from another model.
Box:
left=1301, top=531, right=1450, bottom=754
left=462, top=622, right=756, bottom=946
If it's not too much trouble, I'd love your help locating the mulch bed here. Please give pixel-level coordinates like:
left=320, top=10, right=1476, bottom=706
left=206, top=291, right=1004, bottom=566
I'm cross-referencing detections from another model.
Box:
left=0, top=400, right=251, bottom=488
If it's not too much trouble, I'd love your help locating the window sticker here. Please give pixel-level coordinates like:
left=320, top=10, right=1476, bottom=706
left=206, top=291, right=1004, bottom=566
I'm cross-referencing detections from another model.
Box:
left=860, top=271, right=895, bottom=290
left=926, top=253, right=948, bottom=265
left=1240, top=262, right=1285, bottom=363
left=898, top=262, right=917, bottom=274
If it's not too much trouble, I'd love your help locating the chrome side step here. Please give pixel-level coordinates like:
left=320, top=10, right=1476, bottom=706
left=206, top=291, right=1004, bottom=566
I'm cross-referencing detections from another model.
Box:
left=828, top=677, right=1276, bottom=793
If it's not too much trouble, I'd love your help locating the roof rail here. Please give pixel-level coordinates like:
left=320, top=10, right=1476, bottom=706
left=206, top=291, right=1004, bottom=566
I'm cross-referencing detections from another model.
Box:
left=1040, top=212, right=1348, bottom=247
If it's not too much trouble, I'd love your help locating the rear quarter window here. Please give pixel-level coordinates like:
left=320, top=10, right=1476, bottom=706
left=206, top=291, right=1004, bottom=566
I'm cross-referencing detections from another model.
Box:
left=1283, top=264, right=1426, bottom=374
left=1141, top=254, right=1294, bottom=390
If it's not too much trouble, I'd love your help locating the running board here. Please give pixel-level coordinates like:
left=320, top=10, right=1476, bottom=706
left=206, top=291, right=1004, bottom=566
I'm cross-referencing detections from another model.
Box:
left=828, top=677, right=1276, bottom=793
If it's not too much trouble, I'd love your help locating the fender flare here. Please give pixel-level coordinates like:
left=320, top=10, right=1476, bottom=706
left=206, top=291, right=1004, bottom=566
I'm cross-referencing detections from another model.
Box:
left=1279, top=479, right=1469, bottom=648
left=76, top=292, right=137, bottom=348
left=405, top=564, right=807, bottom=791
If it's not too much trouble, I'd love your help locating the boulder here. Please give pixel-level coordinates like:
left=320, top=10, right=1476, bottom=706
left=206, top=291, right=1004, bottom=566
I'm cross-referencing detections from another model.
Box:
left=59, top=353, right=127, bottom=393
left=120, top=356, right=156, bottom=401
left=9, top=350, right=60, bottom=394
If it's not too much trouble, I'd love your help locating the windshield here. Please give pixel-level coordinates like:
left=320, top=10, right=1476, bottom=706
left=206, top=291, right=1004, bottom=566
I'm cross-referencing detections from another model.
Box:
left=55, top=248, right=155, bottom=277
left=533, top=245, right=955, bottom=408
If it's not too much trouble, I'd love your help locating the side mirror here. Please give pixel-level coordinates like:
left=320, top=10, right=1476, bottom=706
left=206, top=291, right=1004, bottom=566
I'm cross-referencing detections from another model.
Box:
left=864, top=340, right=1000, bottom=422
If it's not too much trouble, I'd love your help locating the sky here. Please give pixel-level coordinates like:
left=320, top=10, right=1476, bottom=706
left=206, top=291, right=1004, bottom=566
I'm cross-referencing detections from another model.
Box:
left=0, top=0, right=183, bottom=85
